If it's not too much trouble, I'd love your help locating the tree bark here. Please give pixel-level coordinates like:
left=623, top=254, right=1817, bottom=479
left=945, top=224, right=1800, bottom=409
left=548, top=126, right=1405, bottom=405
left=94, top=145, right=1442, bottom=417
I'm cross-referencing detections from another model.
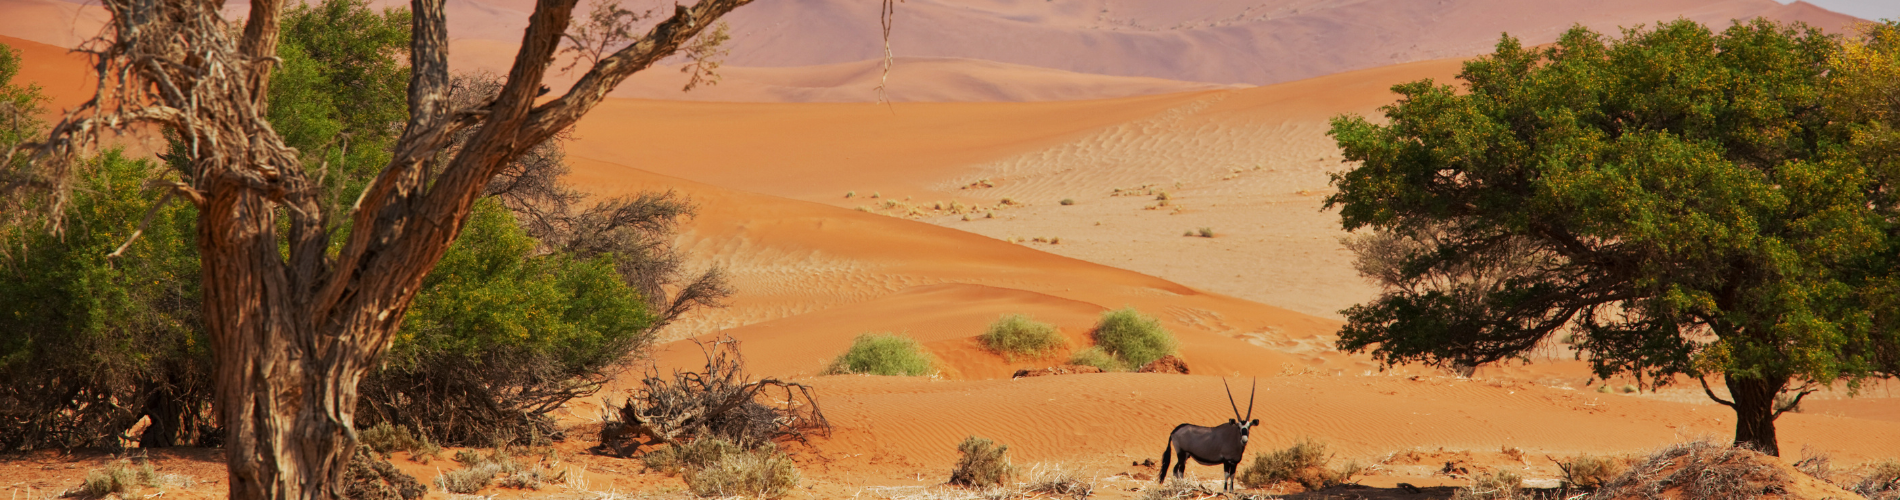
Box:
left=1725, top=373, right=1787, bottom=456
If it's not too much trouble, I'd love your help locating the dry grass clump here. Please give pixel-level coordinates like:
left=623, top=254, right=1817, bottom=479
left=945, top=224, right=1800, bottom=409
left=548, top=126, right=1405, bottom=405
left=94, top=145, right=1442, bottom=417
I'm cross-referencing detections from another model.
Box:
left=1059, top=198, right=1075, bottom=206
left=643, top=436, right=747, bottom=475
left=1590, top=440, right=1790, bottom=500
left=1847, top=459, right=1900, bottom=500
left=71, top=459, right=159, bottom=499
left=1238, top=438, right=1359, bottom=491
left=1137, top=478, right=1276, bottom=500
left=682, top=443, right=800, bottom=498
left=435, top=447, right=563, bottom=494
left=980, top=314, right=1067, bottom=361
left=824, top=333, right=937, bottom=376
left=1451, top=469, right=1522, bottom=500
left=949, top=436, right=1015, bottom=488
left=1020, top=463, right=1094, bottom=499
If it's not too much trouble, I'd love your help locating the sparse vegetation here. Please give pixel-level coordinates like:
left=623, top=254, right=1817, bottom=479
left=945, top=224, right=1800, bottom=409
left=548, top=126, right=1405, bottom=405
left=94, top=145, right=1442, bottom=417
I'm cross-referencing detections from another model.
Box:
left=1059, top=198, right=1075, bottom=205
left=979, top=314, right=1067, bottom=361
left=1091, top=308, right=1178, bottom=369
left=1591, top=440, right=1796, bottom=499
left=1021, top=463, right=1095, bottom=499
left=949, top=436, right=1014, bottom=488
left=73, top=459, right=159, bottom=499
left=1852, top=459, right=1900, bottom=500
left=343, top=450, right=428, bottom=500
left=845, top=191, right=856, bottom=198
left=1239, top=438, right=1358, bottom=491
left=359, top=422, right=434, bottom=459
left=1555, top=453, right=1627, bottom=490
left=1067, top=346, right=1126, bottom=372
left=683, top=443, right=801, bottom=498
left=825, top=333, right=937, bottom=376
left=1197, top=227, right=1215, bottom=238
left=1138, top=478, right=1219, bottom=500
left=1451, top=469, right=1522, bottom=500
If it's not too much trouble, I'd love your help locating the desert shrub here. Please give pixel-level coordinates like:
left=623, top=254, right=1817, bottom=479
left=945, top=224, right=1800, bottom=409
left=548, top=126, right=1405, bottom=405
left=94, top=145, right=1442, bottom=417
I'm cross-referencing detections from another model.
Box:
left=1591, top=440, right=1793, bottom=500
left=644, top=436, right=747, bottom=475
left=1854, top=459, right=1900, bottom=500
left=73, top=459, right=159, bottom=499
left=683, top=443, right=800, bottom=498
left=1239, top=438, right=1353, bottom=490
left=824, top=333, right=936, bottom=376
left=1059, top=198, right=1075, bottom=205
left=1197, top=227, right=1215, bottom=238
left=1067, top=346, right=1126, bottom=372
left=436, top=462, right=503, bottom=494
left=1556, top=454, right=1626, bottom=490
left=949, top=436, right=1014, bottom=488
left=359, top=422, right=434, bottom=458
left=343, top=450, right=427, bottom=500
left=979, top=314, right=1067, bottom=361
left=1022, top=463, right=1094, bottom=499
left=1090, top=308, right=1178, bottom=374
left=1452, top=469, right=1522, bottom=500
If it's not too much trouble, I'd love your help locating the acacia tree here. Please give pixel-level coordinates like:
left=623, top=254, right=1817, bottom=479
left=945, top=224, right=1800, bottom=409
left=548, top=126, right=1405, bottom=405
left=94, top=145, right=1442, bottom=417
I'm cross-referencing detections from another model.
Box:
left=0, top=0, right=755, bottom=498
left=1328, top=19, right=1900, bottom=456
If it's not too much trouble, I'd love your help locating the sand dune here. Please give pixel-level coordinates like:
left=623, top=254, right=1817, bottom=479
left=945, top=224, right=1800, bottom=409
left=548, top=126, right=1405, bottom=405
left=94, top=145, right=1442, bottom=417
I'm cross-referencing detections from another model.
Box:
left=606, top=56, right=1241, bottom=103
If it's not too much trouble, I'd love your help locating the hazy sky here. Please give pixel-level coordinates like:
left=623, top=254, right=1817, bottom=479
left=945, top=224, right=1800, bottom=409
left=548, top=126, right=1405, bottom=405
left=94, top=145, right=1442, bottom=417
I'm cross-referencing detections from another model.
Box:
left=1784, top=0, right=1900, bottom=21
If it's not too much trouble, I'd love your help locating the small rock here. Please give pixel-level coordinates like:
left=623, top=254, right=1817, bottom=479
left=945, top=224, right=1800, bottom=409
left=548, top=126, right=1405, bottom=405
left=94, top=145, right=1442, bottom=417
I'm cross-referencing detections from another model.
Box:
left=1136, top=355, right=1189, bottom=374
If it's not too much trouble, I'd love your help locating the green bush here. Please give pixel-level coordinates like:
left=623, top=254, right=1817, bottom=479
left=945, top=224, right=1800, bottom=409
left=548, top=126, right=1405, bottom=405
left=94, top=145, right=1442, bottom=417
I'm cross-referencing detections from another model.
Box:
left=949, top=436, right=1014, bottom=488
left=824, top=333, right=936, bottom=376
left=1067, top=346, right=1126, bottom=372
left=979, top=314, right=1067, bottom=361
left=1091, top=308, right=1177, bottom=369
left=683, top=444, right=800, bottom=498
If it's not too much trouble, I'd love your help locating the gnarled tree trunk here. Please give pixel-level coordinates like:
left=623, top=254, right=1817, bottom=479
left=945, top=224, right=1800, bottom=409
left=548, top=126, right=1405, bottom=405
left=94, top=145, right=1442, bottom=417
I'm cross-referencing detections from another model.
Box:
left=1724, top=374, right=1787, bottom=457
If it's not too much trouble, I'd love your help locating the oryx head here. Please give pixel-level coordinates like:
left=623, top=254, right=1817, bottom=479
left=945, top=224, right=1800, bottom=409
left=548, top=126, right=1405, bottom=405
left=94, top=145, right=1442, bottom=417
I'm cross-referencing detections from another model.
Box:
left=1222, top=378, right=1259, bottom=442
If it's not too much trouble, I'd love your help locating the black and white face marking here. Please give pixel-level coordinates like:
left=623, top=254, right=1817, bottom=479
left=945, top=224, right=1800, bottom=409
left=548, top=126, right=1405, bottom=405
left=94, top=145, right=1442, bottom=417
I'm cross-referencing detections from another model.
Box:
left=1234, top=419, right=1252, bottom=443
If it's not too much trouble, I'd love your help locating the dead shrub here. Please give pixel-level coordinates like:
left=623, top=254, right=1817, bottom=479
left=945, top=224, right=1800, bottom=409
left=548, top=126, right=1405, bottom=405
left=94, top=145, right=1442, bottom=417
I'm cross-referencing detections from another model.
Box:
left=598, top=337, right=827, bottom=456
left=1590, top=440, right=1791, bottom=500
left=1852, top=459, right=1900, bottom=500
left=1553, top=453, right=1627, bottom=491
left=1793, top=445, right=1834, bottom=484
left=1238, top=438, right=1357, bottom=490
left=949, top=436, right=1014, bottom=488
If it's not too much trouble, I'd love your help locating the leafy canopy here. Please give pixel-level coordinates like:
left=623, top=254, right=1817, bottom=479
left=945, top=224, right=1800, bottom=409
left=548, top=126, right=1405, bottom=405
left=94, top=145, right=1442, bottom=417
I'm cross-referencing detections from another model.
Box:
left=1327, top=19, right=1898, bottom=392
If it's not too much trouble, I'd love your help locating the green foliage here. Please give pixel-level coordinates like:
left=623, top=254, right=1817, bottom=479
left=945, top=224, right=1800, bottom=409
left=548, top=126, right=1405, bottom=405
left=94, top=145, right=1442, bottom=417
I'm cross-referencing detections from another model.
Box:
left=824, top=333, right=936, bottom=376
left=1326, top=19, right=1900, bottom=451
left=0, top=149, right=209, bottom=450
left=979, top=314, right=1066, bottom=361
left=0, top=42, right=43, bottom=170
left=270, top=0, right=409, bottom=216
left=1066, top=346, right=1126, bottom=372
left=948, top=436, right=1013, bottom=488
left=1091, top=308, right=1177, bottom=369
left=365, top=199, right=657, bottom=445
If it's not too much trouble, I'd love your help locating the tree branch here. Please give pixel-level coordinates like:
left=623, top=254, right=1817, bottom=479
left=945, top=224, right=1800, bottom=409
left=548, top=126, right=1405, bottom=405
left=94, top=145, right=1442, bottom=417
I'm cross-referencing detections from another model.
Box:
left=1700, top=375, right=1736, bottom=407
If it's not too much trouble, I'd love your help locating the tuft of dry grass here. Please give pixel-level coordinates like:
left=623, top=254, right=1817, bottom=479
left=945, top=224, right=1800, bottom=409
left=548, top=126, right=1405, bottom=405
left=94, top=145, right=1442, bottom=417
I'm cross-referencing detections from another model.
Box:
left=949, top=436, right=1014, bottom=488
left=71, top=459, right=159, bottom=499
left=1851, top=459, right=1900, bottom=500
left=1451, top=469, right=1522, bottom=500
left=1020, top=463, right=1095, bottom=499
left=682, top=443, right=800, bottom=498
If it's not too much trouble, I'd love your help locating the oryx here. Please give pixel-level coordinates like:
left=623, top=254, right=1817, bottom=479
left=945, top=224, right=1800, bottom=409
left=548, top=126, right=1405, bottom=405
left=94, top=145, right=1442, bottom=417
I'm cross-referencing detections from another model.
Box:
left=1158, top=378, right=1257, bottom=490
